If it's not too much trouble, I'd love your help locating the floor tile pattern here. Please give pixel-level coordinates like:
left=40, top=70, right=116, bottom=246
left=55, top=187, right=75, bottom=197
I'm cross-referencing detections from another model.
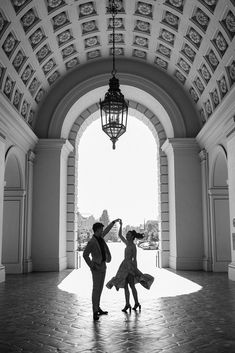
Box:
left=0, top=268, right=235, bottom=353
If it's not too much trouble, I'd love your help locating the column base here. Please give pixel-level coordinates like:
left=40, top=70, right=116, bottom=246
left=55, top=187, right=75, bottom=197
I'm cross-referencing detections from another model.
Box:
left=23, top=259, right=33, bottom=273
left=169, top=255, right=203, bottom=270
left=228, top=262, right=235, bottom=281
left=33, top=256, right=67, bottom=272
left=160, top=250, right=169, bottom=268
left=203, top=256, right=213, bottom=272
left=0, top=265, right=5, bottom=283
left=67, top=251, right=76, bottom=269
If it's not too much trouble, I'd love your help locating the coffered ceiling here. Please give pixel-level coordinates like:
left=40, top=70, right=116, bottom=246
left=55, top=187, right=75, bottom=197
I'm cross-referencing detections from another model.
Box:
left=0, top=0, right=235, bottom=131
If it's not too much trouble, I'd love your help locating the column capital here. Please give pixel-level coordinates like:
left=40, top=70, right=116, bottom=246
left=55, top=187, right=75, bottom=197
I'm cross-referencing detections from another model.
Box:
left=162, top=138, right=200, bottom=155
left=35, top=138, right=74, bottom=155
left=199, top=148, right=207, bottom=162
left=27, top=150, right=35, bottom=162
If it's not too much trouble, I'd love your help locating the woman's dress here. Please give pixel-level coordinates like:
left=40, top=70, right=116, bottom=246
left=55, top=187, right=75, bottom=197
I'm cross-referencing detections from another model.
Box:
left=106, top=243, right=154, bottom=290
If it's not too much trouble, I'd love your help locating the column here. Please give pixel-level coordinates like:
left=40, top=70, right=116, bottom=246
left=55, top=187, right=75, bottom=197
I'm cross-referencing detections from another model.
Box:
left=32, top=139, right=73, bottom=271
left=0, top=131, right=6, bottom=282
left=162, top=138, right=203, bottom=270
left=23, top=150, right=35, bottom=273
left=226, top=117, right=235, bottom=281
left=199, top=149, right=212, bottom=271
left=158, top=151, right=170, bottom=268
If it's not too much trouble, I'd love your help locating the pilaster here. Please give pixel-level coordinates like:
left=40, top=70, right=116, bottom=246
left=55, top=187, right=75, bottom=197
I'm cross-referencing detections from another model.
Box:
left=162, top=138, right=203, bottom=270
left=32, top=139, right=73, bottom=271
left=23, top=150, right=35, bottom=273
left=199, top=149, right=212, bottom=271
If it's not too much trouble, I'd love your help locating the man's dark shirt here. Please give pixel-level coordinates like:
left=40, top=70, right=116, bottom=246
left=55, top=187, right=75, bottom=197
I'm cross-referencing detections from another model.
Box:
left=94, top=235, right=106, bottom=262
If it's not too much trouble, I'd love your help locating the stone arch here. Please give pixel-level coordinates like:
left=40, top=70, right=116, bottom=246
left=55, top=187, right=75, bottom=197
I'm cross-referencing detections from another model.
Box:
left=5, top=146, right=24, bottom=189
left=3, top=146, right=25, bottom=273
left=35, top=59, right=200, bottom=139
left=65, top=100, right=169, bottom=269
left=210, top=145, right=228, bottom=187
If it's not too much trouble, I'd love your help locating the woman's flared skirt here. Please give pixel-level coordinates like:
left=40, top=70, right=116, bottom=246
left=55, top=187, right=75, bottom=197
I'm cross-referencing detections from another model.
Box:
left=106, top=259, right=154, bottom=290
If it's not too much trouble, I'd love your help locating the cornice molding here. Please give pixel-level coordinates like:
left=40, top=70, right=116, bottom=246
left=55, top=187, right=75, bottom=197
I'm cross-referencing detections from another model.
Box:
left=196, top=87, right=235, bottom=149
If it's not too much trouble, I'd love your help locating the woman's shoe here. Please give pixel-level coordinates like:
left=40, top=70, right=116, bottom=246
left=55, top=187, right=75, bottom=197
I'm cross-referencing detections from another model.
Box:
left=132, top=303, right=141, bottom=311
left=122, top=304, right=131, bottom=313
left=98, top=308, right=108, bottom=315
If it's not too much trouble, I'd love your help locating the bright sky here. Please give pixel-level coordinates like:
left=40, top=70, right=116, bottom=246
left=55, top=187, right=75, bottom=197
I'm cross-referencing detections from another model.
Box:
left=77, top=115, right=159, bottom=226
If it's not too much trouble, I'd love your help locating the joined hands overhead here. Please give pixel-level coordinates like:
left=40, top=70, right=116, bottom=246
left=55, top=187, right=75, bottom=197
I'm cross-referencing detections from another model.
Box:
left=113, top=218, right=122, bottom=225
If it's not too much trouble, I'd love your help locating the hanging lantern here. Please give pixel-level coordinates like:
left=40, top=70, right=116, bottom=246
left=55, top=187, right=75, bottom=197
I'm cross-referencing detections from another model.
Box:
left=99, top=0, right=129, bottom=149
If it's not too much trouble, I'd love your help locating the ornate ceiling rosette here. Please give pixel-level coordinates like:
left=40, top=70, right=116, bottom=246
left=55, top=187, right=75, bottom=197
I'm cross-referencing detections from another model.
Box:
left=154, top=56, right=169, bottom=70
left=210, top=87, right=220, bottom=109
left=135, top=20, right=150, bottom=34
left=13, top=87, right=23, bottom=110
left=29, top=28, right=47, bottom=50
left=79, top=2, right=96, bottom=18
left=159, top=28, right=175, bottom=46
left=164, top=0, right=185, bottom=13
left=0, top=63, right=6, bottom=89
left=20, top=8, right=40, bottom=33
left=189, top=87, right=199, bottom=103
left=175, top=69, right=186, bottom=84
left=57, top=29, right=73, bottom=47
left=177, top=58, right=191, bottom=75
left=217, top=75, right=229, bottom=99
left=65, top=57, right=79, bottom=71
left=133, top=48, right=147, bottom=59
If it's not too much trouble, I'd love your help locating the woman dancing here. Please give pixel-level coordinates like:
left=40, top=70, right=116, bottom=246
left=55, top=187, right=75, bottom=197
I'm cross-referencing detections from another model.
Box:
left=106, top=219, right=154, bottom=313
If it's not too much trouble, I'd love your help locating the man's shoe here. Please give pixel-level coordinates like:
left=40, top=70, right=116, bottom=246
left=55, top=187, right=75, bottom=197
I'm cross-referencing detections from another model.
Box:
left=93, top=311, right=99, bottom=321
left=98, top=308, right=108, bottom=315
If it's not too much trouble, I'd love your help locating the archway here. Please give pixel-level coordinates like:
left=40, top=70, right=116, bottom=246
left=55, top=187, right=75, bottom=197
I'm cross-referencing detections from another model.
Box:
left=66, top=102, right=169, bottom=269
left=2, top=147, right=25, bottom=273
left=209, top=145, right=231, bottom=272
left=32, top=59, right=203, bottom=272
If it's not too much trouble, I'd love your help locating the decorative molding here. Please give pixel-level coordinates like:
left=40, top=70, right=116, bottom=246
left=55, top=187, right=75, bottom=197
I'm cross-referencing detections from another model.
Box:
left=0, top=95, right=38, bottom=152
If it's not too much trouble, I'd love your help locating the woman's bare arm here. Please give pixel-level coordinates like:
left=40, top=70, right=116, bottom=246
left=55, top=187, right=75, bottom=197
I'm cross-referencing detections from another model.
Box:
left=118, top=220, right=127, bottom=245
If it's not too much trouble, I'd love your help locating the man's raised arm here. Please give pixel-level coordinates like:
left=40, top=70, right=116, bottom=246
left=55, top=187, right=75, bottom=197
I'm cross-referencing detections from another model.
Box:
left=102, top=219, right=119, bottom=237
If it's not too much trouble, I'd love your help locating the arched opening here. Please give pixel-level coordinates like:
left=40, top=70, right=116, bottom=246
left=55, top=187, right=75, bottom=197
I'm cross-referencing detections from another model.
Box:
left=77, top=114, right=159, bottom=272
left=2, top=148, right=25, bottom=273
left=209, top=146, right=231, bottom=272
left=66, top=103, right=169, bottom=270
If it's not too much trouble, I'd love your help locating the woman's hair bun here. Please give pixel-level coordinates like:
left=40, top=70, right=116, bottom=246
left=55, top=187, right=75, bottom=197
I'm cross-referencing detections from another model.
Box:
left=131, top=230, right=144, bottom=240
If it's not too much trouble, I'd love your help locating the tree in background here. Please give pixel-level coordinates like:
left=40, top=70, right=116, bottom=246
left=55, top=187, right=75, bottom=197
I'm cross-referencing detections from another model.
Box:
left=146, top=221, right=159, bottom=242
left=99, top=209, right=118, bottom=241
left=99, top=209, right=109, bottom=227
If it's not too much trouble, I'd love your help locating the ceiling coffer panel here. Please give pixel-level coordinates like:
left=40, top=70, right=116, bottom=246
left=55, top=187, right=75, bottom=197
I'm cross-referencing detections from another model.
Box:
left=0, top=0, right=234, bottom=129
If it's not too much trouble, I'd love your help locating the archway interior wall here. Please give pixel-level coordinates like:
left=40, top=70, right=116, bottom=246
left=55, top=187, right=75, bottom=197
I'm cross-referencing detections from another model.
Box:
left=66, top=101, right=169, bottom=269
left=208, top=145, right=231, bottom=272
left=3, top=147, right=25, bottom=273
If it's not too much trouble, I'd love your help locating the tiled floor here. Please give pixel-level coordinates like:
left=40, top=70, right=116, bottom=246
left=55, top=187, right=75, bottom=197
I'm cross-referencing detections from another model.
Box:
left=1, top=264, right=235, bottom=353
